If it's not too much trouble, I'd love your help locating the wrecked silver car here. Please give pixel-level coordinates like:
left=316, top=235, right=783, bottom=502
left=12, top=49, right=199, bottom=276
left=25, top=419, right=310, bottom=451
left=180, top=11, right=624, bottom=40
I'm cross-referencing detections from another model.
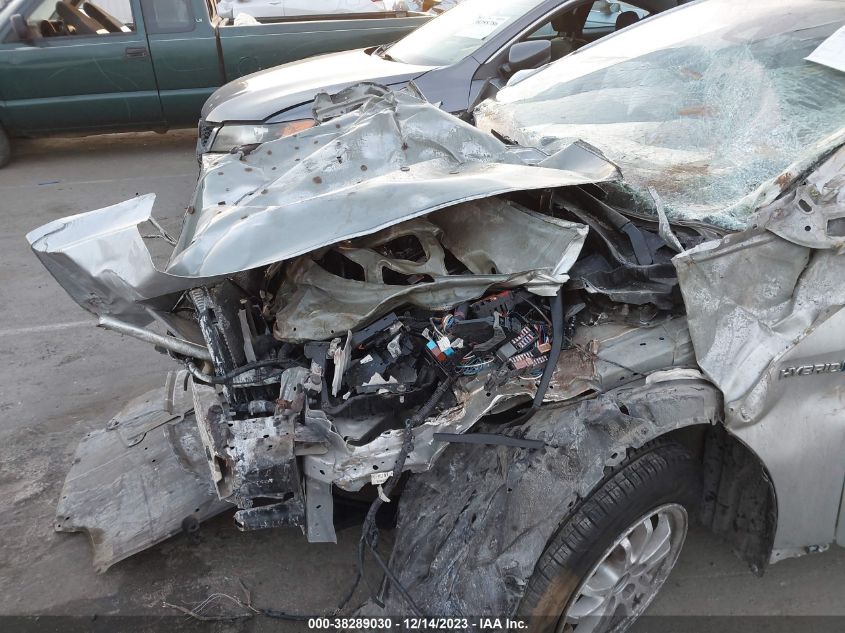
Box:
left=27, top=0, right=845, bottom=630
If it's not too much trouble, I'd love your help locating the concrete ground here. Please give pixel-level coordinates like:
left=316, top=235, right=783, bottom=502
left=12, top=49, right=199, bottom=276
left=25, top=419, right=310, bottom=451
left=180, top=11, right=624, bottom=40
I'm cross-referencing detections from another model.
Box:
left=0, top=133, right=843, bottom=632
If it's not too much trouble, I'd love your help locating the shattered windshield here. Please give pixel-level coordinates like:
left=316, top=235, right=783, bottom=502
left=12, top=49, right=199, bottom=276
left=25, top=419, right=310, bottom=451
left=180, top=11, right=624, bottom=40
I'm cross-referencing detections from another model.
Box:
left=385, top=0, right=546, bottom=66
left=477, top=0, right=845, bottom=229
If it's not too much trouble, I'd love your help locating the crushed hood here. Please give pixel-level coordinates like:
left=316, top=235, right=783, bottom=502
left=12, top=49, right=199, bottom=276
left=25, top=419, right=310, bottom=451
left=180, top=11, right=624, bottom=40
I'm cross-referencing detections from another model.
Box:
left=201, top=48, right=434, bottom=123
left=28, top=89, right=620, bottom=325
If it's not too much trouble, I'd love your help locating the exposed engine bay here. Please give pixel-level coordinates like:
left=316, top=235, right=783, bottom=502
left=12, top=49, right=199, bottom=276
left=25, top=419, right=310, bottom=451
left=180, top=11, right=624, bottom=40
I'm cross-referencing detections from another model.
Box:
left=27, top=87, right=721, bottom=568
left=172, top=187, right=711, bottom=543
left=22, top=8, right=845, bottom=622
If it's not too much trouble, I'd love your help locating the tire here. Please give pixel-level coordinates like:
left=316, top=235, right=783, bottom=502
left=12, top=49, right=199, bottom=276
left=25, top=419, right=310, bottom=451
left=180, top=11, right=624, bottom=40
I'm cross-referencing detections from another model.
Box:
left=518, top=441, right=701, bottom=633
left=0, top=125, right=10, bottom=169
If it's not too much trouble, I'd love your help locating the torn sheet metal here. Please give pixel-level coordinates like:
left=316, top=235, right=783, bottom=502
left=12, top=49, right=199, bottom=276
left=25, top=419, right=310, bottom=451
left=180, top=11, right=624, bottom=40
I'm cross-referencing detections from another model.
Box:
left=547, top=317, right=696, bottom=401
left=375, top=380, right=721, bottom=617
left=675, top=149, right=845, bottom=554
left=676, top=228, right=845, bottom=553
left=55, top=372, right=232, bottom=572
left=27, top=91, right=618, bottom=326
left=272, top=198, right=587, bottom=341
left=754, top=144, right=845, bottom=251
left=25, top=195, right=216, bottom=326
left=675, top=144, right=845, bottom=415
left=675, top=231, right=845, bottom=424
left=170, top=90, right=619, bottom=277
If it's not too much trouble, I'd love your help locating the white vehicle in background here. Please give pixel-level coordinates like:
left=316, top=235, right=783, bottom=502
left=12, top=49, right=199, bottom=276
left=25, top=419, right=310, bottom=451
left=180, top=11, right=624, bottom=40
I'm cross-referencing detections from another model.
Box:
left=404, top=0, right=461, bottom=13
left=585, top=0, right=648, bottom=33
left=216, top=0, right=404, bottom=19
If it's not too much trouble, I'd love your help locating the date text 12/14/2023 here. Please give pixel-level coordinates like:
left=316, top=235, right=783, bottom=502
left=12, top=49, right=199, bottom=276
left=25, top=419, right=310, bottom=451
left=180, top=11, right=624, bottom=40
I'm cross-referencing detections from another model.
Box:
left=307, top=617, right=529, bottom=630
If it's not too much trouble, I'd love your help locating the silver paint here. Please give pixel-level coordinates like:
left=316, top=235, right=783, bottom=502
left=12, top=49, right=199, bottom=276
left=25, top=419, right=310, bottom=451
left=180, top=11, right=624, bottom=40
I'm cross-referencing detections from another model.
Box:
left=675, top=145, right=845, bottom=559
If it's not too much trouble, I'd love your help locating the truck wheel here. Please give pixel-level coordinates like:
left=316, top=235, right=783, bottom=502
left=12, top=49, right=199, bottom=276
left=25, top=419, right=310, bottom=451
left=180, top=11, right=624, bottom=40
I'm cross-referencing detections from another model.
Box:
left=0, top=125, right=10, bottom=168
left=518, top=442, right=700, bottom=633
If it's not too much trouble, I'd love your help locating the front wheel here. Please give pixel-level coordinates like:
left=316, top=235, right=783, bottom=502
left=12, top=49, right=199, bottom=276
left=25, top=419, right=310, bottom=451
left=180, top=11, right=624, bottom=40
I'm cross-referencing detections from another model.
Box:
left=518, top=442, right=701, bottom=633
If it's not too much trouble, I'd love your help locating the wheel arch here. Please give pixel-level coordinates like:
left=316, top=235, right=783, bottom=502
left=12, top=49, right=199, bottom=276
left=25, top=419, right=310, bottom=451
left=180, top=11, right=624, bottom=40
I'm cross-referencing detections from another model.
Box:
left=655, top=424, right=778, bottom=575
left=381, top=378, right=740, bottom=616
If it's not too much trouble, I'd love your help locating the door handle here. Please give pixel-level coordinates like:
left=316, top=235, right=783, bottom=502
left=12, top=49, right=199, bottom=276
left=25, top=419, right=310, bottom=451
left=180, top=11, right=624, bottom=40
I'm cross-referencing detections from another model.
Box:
left=125, top=47, right=149, bottom=59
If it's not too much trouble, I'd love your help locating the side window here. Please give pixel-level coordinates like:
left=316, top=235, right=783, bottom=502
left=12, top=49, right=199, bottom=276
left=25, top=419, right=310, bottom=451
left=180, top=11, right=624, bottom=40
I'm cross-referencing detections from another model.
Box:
left=140, top=0, right=195, bottom=34
left=25, top=0, right=136, bottom=38
left=584, top=1, right=650, bottom=36
left=518, top=6, right=591, bottom=62
left=523, top=21, right=556, bottom=41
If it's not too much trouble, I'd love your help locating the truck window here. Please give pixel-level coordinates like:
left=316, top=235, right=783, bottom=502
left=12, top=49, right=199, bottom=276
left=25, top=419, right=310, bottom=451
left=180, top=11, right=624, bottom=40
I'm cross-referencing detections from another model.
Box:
left=140, top=0, right=195, bottom=34
left=25, top=0, right=136, bottom=37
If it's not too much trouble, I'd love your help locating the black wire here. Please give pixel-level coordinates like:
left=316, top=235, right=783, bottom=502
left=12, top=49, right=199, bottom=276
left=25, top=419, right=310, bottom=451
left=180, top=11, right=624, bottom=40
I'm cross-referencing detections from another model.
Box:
left=505, top=288, right=565, bottom=428
left=187, top=358, right=290, bottom=385
left=366, top=540, right=421, bottom=613
left=356, top=377, right=456, bottom=616
left=531, top=288, right=564, bottom=411
left=260, top=378, right=454, bottom=621
left=523, top=297, right=553, bottom=327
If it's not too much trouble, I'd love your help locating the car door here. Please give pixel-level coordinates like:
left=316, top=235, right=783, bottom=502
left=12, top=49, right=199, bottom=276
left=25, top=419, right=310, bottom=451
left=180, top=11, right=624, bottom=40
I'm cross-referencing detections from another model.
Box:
left=583, top=1, right=650, bottom=42
left=0, top=0, right=163, bottom=135
left=467, top=0, right=592, bottom=108
left=139, top=0, right=223, bottom=126
left=467, top=0, right=656, bottom=113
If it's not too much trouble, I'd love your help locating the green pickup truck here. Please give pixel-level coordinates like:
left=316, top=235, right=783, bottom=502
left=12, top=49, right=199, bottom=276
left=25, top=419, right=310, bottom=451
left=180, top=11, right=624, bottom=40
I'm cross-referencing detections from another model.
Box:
left=0, top=0, right=430, bottom=166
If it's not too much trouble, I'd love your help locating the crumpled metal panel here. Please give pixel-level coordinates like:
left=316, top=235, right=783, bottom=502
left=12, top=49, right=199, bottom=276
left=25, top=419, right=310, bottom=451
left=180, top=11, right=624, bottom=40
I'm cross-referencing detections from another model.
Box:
left=109, top=370, right=195, bottom=447
left=431, top=198, right=585, bottom=278
left=675, top=231, right=845, bottom=423
left=755, top=144, right=845, bottom=250
left=676, top=144, right=845, bottom=412
left=169, top=90, right=618, bottom=277
left=371, top=380, right=721, bottom=617
left=675, top=152, right=845, bottom=555
left=55, top=373, right=232, bottom=572
left=27, top=91, right=618, bottom=325
left=675, top=232, right=812, bottom=417
left=548, top=317, right=695, bottom=401
left=25, top=195, right=214, bottom=326
left=679, top=245, right=845, bottom=554
left=272, top=198, right=587, bottom=341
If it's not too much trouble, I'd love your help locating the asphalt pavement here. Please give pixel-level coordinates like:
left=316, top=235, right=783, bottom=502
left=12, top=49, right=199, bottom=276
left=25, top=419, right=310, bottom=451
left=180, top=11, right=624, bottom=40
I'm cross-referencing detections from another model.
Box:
left=0, top=132, right=843, bottom=632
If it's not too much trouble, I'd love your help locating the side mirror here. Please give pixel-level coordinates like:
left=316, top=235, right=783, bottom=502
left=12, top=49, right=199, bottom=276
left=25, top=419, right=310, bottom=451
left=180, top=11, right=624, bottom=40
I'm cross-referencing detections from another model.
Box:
left=609, top=2, right=622, bottom=13
left=503, top=40, right=551, bottom=76
left=11, top=14, right=32, bottom=42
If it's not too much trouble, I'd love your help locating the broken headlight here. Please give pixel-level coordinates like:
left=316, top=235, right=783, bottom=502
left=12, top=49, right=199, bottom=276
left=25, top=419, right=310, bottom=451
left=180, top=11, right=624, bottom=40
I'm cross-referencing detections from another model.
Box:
left=208, top=119, right=316, bottom=153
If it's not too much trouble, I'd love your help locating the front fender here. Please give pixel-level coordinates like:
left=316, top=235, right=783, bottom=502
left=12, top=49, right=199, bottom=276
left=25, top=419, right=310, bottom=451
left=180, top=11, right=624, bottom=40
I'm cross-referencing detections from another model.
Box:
left=382, top=378, right=722, bottom=616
